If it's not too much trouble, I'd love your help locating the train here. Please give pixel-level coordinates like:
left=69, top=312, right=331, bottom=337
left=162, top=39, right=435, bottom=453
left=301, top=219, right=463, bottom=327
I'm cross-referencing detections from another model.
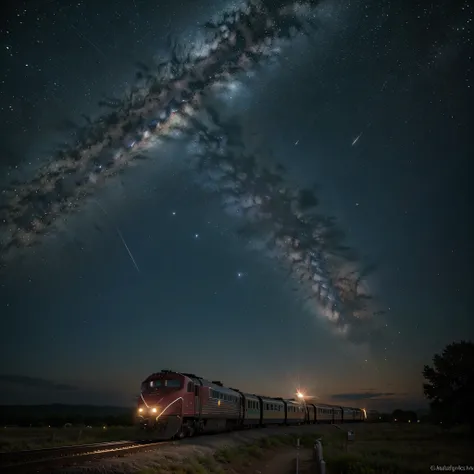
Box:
left=136, top=370, right=366, bottom=439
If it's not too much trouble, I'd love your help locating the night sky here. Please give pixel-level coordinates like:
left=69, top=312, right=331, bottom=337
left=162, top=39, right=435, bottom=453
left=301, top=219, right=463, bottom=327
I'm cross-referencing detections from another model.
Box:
left=0, top=0, right=472, bottom=412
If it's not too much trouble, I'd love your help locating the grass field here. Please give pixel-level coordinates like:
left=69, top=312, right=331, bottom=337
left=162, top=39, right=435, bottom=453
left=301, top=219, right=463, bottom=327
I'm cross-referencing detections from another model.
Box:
left=320, top=422, right=474, bottom=473
left=2, top=423, right=473, bottom=473
left=0, top=426, right=138, bottom=452
left=134, top=423, right=474, bottom=474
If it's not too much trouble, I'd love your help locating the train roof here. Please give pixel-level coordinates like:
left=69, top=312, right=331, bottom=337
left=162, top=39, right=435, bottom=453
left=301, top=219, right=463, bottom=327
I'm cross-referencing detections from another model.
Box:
left=260, top=396, right=285, bottom=403
left=146, top=370, right=241, bottom=396
left=238, top=392, right=260, bottom=400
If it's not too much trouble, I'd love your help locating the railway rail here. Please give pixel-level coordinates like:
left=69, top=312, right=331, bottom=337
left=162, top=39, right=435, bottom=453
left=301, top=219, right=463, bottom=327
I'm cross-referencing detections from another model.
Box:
left=0, top=439, right=164, bottom=473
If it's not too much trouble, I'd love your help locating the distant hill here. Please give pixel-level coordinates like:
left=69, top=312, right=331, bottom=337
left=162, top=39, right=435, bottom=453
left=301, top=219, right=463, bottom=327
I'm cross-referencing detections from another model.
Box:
left=0, top=404, right=134, bottom=426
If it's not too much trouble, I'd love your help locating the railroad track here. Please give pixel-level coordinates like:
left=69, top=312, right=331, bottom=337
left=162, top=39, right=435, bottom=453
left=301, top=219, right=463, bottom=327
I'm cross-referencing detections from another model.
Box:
left=0, top=439, right=164, bottom=473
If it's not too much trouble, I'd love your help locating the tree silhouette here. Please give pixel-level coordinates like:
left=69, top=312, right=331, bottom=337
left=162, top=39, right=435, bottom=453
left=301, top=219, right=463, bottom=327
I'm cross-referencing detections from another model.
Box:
left=423, top=340, right=474, bottom=433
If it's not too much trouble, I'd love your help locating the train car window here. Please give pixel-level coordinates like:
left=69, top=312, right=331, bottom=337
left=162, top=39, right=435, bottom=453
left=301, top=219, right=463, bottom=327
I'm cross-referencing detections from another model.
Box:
left=194, top=385, right=199, bottom=396
left=187, top=382, right=194, bottom=392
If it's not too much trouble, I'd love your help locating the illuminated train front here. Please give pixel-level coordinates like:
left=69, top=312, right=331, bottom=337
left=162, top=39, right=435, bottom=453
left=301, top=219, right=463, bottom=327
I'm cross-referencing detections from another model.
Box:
left=137, top=370, right=199, bottom=438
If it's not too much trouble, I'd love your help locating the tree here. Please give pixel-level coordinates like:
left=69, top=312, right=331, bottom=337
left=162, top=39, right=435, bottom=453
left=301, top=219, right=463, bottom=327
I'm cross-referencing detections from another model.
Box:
left=423, top=340, right=474, bottom=433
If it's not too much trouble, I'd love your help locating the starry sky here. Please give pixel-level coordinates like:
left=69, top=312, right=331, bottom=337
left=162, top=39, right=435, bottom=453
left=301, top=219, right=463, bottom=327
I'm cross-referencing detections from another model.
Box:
left=0, top=0, right=472, bottom=412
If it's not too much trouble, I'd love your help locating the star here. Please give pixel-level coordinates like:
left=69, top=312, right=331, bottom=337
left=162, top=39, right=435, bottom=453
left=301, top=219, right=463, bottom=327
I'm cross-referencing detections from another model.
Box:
left=194, top=233, right=199, bottom=238
left=171, top=211, right=176, bottom=215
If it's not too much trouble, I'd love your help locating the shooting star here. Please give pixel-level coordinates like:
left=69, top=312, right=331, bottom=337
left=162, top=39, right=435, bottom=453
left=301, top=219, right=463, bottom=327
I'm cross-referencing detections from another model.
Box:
left=93, top=200, right=140, bottom=273
left=114, top=226, right=141, bottom=273
left=351, top=131, right=363, bottom=147
left=295, top=140, right=299, bottom=146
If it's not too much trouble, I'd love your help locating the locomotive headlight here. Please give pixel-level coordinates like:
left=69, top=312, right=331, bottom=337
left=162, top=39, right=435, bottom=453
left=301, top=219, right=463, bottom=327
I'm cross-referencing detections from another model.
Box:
left=151, top=407, right=157, bottom=413
left=138, top=408, right=143, bottom=413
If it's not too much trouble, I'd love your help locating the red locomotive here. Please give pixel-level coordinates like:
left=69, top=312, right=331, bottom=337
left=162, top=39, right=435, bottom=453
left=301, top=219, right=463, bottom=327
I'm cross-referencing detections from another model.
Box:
left=136, top=369, right=366, bottom=439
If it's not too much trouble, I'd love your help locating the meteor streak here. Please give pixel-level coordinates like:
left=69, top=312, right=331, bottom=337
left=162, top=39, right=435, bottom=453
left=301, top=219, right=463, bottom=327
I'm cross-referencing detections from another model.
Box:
left=351, top=132, right=363, bottom=146
left=93, top=200, right=140, bottom=273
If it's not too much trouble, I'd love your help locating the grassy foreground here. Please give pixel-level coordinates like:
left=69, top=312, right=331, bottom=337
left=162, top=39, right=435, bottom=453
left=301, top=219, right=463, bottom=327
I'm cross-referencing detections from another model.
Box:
left=0, top=426, right=138, bottom=452
left=136, top=423, right=474, bottom=474
left=137, top=434, right=296, bottom=474
left=2, top=423, right=473, bottom=473
left=321, top=422, right=474, bottom=474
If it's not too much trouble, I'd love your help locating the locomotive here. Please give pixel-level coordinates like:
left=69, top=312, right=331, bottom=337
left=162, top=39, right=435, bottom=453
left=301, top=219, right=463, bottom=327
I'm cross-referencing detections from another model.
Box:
left=136, top=370, right=366, bottom=439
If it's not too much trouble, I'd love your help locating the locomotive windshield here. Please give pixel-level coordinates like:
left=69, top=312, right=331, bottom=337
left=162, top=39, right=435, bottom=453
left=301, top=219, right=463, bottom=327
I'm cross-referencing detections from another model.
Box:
left=141, top=378, right=182, bottom=392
